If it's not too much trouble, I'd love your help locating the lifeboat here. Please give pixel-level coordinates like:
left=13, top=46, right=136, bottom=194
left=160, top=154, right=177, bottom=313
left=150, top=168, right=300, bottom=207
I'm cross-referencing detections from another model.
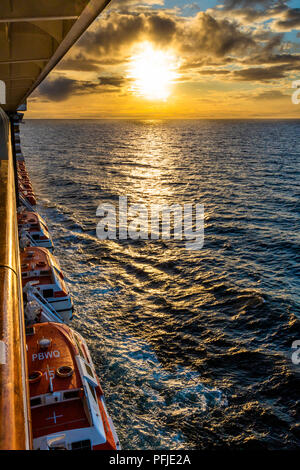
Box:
left=18, top=179, right=33, bottom=192
left=23, top=283, right=66, bottom=325
left=18, top=185, right=37, bottom=206
left=21, top=247, right=73, bottom=322
left=17, top=161, right=29, bottom=178
left=17, top=160, right=37, bottom=205
left=19, top=192, right=36, bottom=212
left=26, top=322, right=121, bottom=450
left=18, top=209, right=54, bottom=251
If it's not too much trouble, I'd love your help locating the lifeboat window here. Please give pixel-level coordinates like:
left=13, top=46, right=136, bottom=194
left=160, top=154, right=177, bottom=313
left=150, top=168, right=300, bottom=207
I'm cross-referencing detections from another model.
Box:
left=40, top=270, right=51, bottom=276
left=43, top=289, right=54, bottom=298
left=71, top=440, right=91, bottom=451
left=30, top=397, right=42, bottom=407
left=87, top=381, right=97, bottom=401
left=26, top=326, right=35, bottom=336
left=63, top=390, right=79, bottom=400
left=85, top=363, right=94, bottom=379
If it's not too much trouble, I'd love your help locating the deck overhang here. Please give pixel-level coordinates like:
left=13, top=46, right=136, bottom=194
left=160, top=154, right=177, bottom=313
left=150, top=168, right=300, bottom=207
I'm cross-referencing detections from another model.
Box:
left=0, top=0, right=111, bottom=112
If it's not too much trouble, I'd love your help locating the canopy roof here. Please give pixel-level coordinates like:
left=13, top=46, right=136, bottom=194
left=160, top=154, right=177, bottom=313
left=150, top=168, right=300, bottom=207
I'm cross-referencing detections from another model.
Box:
left=0, top=0, right=110, bottom=112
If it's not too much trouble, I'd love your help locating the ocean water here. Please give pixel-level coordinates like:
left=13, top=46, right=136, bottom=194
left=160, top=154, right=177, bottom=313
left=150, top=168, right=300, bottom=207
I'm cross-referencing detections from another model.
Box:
left=21, top=119, right=300, bottom=450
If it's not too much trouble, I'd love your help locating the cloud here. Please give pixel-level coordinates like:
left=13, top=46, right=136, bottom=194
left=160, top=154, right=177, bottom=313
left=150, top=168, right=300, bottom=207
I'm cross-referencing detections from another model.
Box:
left=77, top=7, right=299, bottom=68
left=254, top=89, right=289, bottom=99
left=78, top=13, right=146, bottom=54
left=37, top=77, right=76, bottom=101
left=35, top=75, right=125, bottom=101
left=218, top=1, right=300, bottom=35
left=271, top=7, right=300, bottom=31
left=223, top=0, right=281, bottom=8
left=109, top=0, right=164, bottom=6
left=99, top=76, right=125, bottom=87
left=198, top=68, right=231, bottom=75
left=33, top=5, right=300, bottom=104
left=232, top=63, right=300, bottom=81
left=244, top=52, right=300, bottom=65
left=57, top=53, right=102, bottom=72
left=78, top=11, right=182, bottom=55
left=184, top=3, right=201, bottom=11
left=79, top=10, right=257, bottom=60
left=147, top=13, right=177, bottom=44
left=180, top=12, right=256, bottom=57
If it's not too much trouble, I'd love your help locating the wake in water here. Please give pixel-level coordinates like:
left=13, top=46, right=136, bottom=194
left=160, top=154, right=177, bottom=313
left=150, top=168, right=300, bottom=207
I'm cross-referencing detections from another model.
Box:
left=21, top=119, right=300, bottom=449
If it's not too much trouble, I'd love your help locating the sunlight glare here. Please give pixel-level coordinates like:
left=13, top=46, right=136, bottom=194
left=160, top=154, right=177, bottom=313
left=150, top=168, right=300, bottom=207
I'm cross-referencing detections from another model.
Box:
left=128, top=43, right=180, bottom=101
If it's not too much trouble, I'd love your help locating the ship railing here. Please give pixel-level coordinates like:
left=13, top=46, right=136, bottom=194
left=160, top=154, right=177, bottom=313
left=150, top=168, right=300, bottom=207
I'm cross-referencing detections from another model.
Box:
left=0, top=108, right=31, bottom=449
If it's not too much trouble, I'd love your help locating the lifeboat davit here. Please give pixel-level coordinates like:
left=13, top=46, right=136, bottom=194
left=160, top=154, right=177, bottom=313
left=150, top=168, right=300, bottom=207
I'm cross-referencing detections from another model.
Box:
left=21, top=247, right=73, bottom=322
left=18, top=209, right=54, bottom=251
left=26, top=322, right=121, bottom=450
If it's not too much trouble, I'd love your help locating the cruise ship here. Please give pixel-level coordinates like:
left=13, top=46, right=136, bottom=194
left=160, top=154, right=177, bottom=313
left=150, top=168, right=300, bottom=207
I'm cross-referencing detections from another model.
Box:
left=0, top=0, right=118, bottom=451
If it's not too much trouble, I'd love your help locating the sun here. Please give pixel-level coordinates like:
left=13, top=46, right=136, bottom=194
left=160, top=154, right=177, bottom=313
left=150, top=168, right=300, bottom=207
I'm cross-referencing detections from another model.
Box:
left=127, top=42, right=180, bottom=101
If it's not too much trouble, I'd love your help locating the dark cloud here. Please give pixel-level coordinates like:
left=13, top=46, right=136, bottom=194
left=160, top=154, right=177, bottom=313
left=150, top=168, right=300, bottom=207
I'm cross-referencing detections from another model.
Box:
left=193, top=58, right=300, bottom=82
left=57, top=53, right=101, bottom=72
left=34, top=6, right=300, bottom=102
left=244, top=52, right=300, bottom=65
left=223, top=0, right=280, bottom=8
left=198, top=68, right=231, bottom=75
left=78, top=13, right=146, bottom=54
left=239, top=32, right=300, bottom=67
left=254, top=89, right=289, bottom=99
left=180, top=56, right=235, bottom=72
left=36, top=75, right=125, bottom=101
left=232, top=63, right=300, bottom=81
left=74, top=9, right=300, bottom=84
left=180, top=12, right=256, bottom=57
left=78, top=11, right=257, bottom=60
left=99, top=76, right=125, bottom=87
left=272, top=7, right=300, bottom=31
left=147, top=14, right=177, bottom=45
left=220, top=1, right=300, bottom=34
left=38, top=77, right=76, bottom=102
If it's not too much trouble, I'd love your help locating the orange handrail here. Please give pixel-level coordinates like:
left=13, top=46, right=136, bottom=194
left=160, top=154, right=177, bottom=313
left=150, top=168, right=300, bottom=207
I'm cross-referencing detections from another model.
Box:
left=0, top=109, right=31, bottom=449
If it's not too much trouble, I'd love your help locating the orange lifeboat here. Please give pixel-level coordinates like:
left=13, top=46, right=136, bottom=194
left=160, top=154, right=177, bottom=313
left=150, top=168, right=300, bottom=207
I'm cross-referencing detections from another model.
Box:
left=21, top=247, right=73, bottom=322
left=18, top=209, right=54, bottom=251
left=19, top=186, right=37, bottom=206
left=26, top=322, right=121, bottom=450
left=17, top=160, right=37, bottom=205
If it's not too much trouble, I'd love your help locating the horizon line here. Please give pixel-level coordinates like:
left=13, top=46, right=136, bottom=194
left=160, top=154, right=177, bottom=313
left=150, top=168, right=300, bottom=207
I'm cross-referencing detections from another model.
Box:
left=22, top=117, right=300, bottom=121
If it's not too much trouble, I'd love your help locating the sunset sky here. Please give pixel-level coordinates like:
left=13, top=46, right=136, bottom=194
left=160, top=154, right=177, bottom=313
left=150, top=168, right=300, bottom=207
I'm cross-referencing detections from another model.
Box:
left=27, top=0, right=300, bottom=118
